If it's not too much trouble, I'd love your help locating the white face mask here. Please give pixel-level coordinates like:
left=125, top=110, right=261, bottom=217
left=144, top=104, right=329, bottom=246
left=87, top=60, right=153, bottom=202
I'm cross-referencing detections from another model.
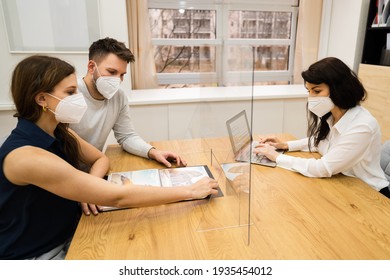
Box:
left=47, top=93, right=87, bottom=123
left=93, top=63, right=121, bottom=99
left=307, top=96, right=335, bottom=118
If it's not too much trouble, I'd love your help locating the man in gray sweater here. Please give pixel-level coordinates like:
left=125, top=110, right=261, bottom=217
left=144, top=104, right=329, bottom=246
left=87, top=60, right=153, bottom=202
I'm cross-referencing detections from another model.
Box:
left=70, top=37, right=187, bottom=215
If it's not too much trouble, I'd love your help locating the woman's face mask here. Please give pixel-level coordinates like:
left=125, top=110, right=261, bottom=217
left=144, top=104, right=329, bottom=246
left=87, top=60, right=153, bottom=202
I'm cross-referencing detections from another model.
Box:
left=46, top=93, right=87, bottom=123
left=93, top=62, right=121, bottom=99
left=307, top=96, right=335, bottom=117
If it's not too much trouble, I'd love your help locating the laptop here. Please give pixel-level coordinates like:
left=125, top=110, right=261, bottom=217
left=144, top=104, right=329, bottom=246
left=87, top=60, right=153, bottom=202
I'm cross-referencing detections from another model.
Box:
left=226, top=110, right=283, bottom=167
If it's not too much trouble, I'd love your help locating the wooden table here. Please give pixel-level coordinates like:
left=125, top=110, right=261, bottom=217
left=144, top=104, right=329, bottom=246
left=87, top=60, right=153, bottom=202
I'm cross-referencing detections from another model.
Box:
left=66, top=135, right=390, bottom=259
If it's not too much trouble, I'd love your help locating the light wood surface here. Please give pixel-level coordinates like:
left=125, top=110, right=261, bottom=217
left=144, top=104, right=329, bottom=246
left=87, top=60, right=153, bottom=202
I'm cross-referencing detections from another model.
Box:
left=66, top=135, right=390, bottom=260
left=358, top=63, right=390, bottom=141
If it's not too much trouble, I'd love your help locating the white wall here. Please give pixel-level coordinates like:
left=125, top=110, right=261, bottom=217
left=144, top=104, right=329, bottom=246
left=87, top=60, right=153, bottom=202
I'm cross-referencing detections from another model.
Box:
left=127, top=85, right=308, bottom=141
left=140, top=98, right=308, bottom=140
left=0, top=0, right=130, bottom=138
left=318, top=0, right=370, bottom=71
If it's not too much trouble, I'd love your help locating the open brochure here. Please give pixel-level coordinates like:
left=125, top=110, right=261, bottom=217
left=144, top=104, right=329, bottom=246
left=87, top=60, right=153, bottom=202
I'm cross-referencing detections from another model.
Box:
left=100, top=165, right=223, bottom=212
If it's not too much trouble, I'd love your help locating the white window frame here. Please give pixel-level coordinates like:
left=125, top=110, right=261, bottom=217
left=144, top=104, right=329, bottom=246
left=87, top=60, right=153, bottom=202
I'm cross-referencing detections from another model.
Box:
left=148, top=0, right=299, bottom=86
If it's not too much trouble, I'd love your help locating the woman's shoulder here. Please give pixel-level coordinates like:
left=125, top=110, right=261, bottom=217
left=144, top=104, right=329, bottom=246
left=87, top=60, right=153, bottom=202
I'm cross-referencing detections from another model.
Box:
left=0, top=133, right=29, bottom=158
left=1, top=145, right=50, bottom=179
left=357, top=105, right=377, bottom=119
left=353, top=105, right=380, bottom=128
left=4, top=145, right=50, bottom=159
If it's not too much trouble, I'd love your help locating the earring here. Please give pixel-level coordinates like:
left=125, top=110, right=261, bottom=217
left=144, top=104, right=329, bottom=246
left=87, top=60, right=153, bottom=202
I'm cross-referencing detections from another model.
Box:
left=42, top=105, right=47, bottom=112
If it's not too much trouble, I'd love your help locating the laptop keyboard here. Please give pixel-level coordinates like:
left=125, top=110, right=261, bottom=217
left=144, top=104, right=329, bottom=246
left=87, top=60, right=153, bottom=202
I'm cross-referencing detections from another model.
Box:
left=252, top=153, right=264, bottom=163
left=237, top=152, right=264, bottom=163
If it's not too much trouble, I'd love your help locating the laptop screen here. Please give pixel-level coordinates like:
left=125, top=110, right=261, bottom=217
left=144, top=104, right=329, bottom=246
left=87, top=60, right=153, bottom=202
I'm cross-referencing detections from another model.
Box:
left=226, top=110, right=252, bottom=155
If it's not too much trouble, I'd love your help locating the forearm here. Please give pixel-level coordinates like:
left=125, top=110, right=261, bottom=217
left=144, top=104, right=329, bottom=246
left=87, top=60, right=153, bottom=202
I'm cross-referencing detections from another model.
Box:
left=121, top=136, right=153, bottom=158
left=114, top=104, right=152, bottom=158
left=276, top=154, right=332, bottom=177
left=287, top=138, right=311, bottom=152
left=112, top=185, right=192, bottom=209
left=88, top=155, right=110, bottom=178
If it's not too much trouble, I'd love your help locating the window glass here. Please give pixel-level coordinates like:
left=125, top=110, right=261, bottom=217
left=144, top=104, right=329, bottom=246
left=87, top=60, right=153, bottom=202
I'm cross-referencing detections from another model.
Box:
left=148, top=1, right=297, bottom=88
left=227, top=45, right=289, bottom=71
left=153, top=45, right=216, bottom=73
left=229, top=11, right=291, bottom=39
left=149, top=9, right=216, bottom=39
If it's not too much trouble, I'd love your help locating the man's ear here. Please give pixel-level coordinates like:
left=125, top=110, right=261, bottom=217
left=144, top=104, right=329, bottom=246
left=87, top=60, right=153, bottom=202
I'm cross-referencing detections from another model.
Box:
left=87, top=60, right=96, bottom=75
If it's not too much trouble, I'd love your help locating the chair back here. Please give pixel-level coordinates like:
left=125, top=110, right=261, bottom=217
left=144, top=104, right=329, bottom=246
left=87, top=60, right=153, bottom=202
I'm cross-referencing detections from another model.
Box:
left=380, top=140, right=390, bottom=182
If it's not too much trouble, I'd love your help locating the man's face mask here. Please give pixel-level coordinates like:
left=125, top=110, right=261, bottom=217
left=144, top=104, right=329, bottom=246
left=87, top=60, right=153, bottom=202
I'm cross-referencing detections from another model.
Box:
left=93, top=62, right=121, bottom=99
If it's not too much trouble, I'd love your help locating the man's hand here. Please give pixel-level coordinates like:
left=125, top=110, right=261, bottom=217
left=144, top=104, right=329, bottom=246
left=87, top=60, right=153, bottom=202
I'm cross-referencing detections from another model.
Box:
left=148, top=148, right=187, bottom=167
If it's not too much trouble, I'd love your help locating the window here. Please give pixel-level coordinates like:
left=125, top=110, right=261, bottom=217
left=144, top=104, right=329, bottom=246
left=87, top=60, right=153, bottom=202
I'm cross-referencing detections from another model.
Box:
left=148, top=0, right=298, bottom=88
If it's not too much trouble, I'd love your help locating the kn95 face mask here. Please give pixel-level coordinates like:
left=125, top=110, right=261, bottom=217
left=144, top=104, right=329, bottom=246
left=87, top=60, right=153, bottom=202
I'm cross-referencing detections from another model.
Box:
left=46, top=93, right=87, bottom=123
left=307, top=96, right=335, bottom=117
left=93, top=62, right=121, bottom=99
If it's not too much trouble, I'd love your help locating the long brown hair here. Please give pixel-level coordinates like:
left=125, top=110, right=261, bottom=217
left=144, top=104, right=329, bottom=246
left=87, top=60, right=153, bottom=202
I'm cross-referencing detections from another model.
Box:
left=11, top=55, right=83, bottom=168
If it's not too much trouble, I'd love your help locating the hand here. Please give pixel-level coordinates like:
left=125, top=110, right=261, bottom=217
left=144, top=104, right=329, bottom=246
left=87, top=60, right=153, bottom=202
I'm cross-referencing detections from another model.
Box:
left=81, top=202, right=100, bottom=216
left=148, top=148, right=187, bottom=167
left=231, top=173, right=250, bottom=194
left=258, top=136, right=288, bottom=150
left=190, top=177, right=219, bottom=199
left=227, top=164, right=250, bottom=174
left=225, top=164, right=250, bottom=194
left=253, top=143, right=280, bottom=162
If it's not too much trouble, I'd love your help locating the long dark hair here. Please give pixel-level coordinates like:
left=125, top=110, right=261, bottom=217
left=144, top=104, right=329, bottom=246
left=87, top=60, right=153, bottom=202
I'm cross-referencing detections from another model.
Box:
left=302, top=57, right=366, bottom=149
left=11, top=55, right=83, bottom=168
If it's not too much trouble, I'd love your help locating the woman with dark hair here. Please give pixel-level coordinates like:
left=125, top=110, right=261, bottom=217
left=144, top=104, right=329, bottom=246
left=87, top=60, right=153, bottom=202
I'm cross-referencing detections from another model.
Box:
left=254, top=57, right=389, bottom=198
left=0, top=55, right=219, bottom=259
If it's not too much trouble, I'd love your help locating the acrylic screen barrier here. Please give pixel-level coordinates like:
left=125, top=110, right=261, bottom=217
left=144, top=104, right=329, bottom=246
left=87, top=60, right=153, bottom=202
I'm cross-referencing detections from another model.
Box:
left=180, top=45, right=257, bottom=245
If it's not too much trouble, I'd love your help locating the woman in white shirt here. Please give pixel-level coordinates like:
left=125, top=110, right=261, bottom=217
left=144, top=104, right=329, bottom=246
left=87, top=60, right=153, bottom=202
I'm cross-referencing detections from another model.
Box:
left=255, top=57, right=390, bottom=198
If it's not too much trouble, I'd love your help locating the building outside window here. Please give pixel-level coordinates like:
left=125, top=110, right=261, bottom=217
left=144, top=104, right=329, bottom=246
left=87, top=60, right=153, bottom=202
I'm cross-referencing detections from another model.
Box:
left=148, top=0, right=298, bottom=88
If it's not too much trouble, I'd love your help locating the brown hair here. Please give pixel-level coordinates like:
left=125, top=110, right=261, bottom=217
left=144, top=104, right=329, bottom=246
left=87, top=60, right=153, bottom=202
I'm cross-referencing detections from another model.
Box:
left=11, top=55, right=84, bottom=168
left=89, top=37, right=135, bottom=63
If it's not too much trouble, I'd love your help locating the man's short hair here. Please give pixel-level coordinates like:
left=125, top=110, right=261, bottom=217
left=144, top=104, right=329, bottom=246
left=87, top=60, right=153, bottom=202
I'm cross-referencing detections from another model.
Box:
left=89, top=37, right=135, bottom=64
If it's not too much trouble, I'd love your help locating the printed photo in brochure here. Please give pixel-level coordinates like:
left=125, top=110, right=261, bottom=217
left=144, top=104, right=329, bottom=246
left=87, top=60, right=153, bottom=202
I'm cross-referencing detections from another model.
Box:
left=100, top=165, right=223, bottom=212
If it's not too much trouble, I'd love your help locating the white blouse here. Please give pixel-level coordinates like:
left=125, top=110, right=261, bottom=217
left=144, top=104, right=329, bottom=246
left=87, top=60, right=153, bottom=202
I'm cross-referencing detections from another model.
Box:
left=276, top=106, right=388, bottom=191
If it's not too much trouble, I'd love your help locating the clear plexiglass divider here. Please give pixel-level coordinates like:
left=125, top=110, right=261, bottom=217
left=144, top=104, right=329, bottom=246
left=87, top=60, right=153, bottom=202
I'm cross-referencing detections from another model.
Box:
left=180, top=45, right=256, bottom=246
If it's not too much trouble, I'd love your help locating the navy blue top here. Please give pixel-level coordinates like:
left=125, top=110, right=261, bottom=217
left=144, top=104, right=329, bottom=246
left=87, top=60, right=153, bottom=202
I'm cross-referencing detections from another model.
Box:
left=0, top=118, right=80, bottom=259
